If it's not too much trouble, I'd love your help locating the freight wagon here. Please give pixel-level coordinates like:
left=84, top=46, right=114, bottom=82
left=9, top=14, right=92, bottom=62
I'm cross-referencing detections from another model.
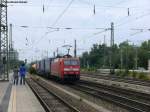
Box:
left=36, top=55, right=80, bottom=81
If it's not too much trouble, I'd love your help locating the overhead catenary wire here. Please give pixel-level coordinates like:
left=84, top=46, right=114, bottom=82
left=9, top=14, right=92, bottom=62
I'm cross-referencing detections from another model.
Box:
left=30, top=0, right=75, bottom=49
left=93, top=29, right=110, bottom=35
left=22, top=28, right=109, bottom=59
left=32, top=29, right=59, bottom=46
left=115, top=12, right=150, bottom=27
left=8, top=0, right=150, bottom=12
left=77, top=0, right=140, bottom=15
left=15, top=3, right=150, bottom=37
left=14, top=24, right=109, bottom=30
left=12, top=0, right=150, bottom=61
left=131, top=28, right=150, bottom=30
left=114, top=27, right=150, bottom=43
left=79, top=0, right=150, bottom=38
left=130, top=28, right=150, bottom=36
left=45, top=0, right=54, bottom=12
left=9, top=0, right=150, bottom=29
left=8, top=4, right=150, bottom=10
left=78, top=0, right=128, bottom=7
left=51, top=0, right=74, bottom=26
left=14, top=0, right=150, bottom=33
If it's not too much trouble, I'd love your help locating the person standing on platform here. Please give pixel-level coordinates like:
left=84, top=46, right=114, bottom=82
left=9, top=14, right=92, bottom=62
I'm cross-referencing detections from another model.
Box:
left=13, top=66, right=19, bottom=85
left=19, top=63, right=26, bottom=85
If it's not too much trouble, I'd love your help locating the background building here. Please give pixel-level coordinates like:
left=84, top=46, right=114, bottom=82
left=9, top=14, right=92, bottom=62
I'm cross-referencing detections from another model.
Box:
left=9, top=49, right=19, bottom=61
left=9, top=49, right=19, bottom=68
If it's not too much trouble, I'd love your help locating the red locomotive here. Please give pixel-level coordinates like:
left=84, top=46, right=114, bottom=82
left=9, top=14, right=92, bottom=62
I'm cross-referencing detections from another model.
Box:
left=36, top=55, right=80, bottom=81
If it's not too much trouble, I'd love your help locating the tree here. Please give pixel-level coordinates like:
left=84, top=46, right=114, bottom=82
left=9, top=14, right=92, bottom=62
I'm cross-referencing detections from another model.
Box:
left=80, top=40, right=150, bottom=70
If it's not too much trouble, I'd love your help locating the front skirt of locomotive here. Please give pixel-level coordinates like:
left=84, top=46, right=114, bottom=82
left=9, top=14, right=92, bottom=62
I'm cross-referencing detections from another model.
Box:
left=63, top=74, right=80, bottom=81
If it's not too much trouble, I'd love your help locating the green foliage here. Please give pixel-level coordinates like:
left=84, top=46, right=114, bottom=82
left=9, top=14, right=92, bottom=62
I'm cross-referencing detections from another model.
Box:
left=138, top=72, right=149, bottom=80
left=87, top=67, right=97, bottom=72
left=132, top=71, right=137, bottom=78
left=29, top=67, right=36, bottom=74
left=116, top=70, right=150, bottom=80
left=138, top=40, right=150, bottom=69
left=116, top=70, right=122, bottom=76
left=118, top=69, right=129, bottom=77
left=110, top=69, right=115, bottom=74
left=80, top=40, right=150, bottom=70
left=81, top=67, right=97, bottom=72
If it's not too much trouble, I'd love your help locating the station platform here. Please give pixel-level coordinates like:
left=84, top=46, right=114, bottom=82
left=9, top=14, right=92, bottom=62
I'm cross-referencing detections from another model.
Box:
left=0, top=79, right=45, bottom=112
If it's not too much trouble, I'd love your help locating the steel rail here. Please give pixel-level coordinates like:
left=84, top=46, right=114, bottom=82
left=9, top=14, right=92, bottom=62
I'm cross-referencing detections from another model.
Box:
left=81, top=74, right=150, bottom=86
left=26, top=79, right=52, bottom=112
left=26, top=78, right=80, bottom=112
left=79, top=80, right=150, bottom=103
left=70, top=81, right=150, bottom=112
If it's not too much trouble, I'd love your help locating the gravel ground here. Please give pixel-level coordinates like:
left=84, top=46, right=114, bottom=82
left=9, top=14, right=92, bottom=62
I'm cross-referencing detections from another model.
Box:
left=32, top=76, right=106, bottom=112
left=59, top=84, right=129, bottom=112
left=31, top=75, right=129, bottom=112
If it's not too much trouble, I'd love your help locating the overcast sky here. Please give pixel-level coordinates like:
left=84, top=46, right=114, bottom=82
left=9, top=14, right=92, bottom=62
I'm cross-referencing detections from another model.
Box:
left=8, top=0, right=150, bottom=62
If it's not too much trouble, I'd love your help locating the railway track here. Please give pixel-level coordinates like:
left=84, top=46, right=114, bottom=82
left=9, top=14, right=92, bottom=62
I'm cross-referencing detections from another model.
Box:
left=81, top=74, right=150, bottom=86
left=26, top=78, right=80, bottom=112
left=71, top=80, right=150, bottom=112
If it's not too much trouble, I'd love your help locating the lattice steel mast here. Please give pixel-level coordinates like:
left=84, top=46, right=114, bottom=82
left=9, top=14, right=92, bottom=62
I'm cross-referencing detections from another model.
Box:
left=0, top=0, right=8, bottom=80
left=0, top=0, right=27, bottom=80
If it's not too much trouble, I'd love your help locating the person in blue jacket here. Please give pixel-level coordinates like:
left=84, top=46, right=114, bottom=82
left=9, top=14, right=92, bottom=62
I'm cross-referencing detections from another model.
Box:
left=19, top=63, right=26, bottom=85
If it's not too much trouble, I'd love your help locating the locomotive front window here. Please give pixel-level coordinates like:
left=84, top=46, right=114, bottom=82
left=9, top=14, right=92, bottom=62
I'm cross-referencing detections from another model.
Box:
left=64, top=60, right=79, bottom=65
left=71, top=60, right=79, bottom=65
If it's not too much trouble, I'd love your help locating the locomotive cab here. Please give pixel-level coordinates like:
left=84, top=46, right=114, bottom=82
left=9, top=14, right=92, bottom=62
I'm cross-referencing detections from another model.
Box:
left=62, top=58, right=80, bottom=81
left=51, top=54, right=80, bottom=81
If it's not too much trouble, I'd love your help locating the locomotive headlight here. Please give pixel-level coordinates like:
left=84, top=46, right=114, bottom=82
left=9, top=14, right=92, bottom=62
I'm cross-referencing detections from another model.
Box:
left=64, top=68, right=79, bottom=71
left=75, top=72, right=79, bottom=74
left=73, top=68, right=79, bottom=71
left=64, top=72, right=67, bottom=74
left=64, top=68, right=71, bottom=71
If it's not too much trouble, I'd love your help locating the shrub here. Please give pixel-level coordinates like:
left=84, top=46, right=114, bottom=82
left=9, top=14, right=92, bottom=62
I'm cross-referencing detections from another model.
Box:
left=132, top=71, right=137, bottom=78
left=128, top=71, right=133, bottom=78
left=115, top=70, right=126, bottom=77
left=110, top=69, right=115, bottom=75
left=120, top=69, right=129, bottom=77
left=116, top=70, right=121, bottom=76
left=29, top=67, right=36, bottom=74
left=138, top=72, right=149, bottom=80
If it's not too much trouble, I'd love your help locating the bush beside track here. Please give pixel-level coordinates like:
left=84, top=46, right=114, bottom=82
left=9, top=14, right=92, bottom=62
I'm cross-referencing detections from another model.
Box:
left=81, top=68, right=150, bottom=80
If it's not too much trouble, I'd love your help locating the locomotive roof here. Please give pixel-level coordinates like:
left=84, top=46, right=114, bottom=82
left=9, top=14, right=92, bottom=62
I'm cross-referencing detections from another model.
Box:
left=56, top=54, right=72, bottom=58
